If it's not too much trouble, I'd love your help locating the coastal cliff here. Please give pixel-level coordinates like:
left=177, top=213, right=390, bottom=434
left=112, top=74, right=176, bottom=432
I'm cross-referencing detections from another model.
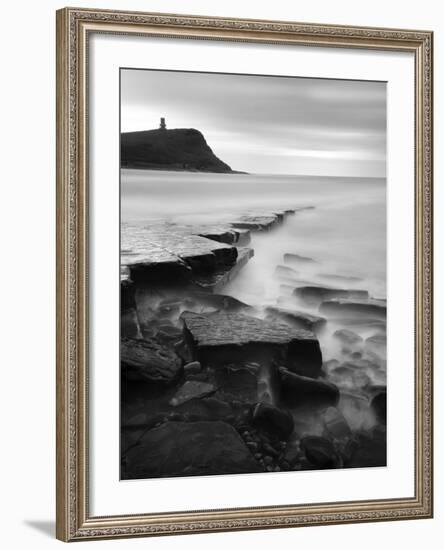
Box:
left=121, top=128, right=233, bottom=173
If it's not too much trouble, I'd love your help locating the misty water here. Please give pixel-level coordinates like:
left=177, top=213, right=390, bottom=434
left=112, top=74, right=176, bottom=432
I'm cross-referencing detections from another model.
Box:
left=122, top=169, right=387, bottom=434
left=122, top=169, right=386, bottom=297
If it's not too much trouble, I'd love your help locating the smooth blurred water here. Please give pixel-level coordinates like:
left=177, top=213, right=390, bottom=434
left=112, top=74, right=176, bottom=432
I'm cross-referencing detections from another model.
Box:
left=121, top=169, right=386, bottom=300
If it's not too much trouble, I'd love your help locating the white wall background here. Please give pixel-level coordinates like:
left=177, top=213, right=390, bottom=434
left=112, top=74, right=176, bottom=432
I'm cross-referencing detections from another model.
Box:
left=0, top=0, right=441, bottom=548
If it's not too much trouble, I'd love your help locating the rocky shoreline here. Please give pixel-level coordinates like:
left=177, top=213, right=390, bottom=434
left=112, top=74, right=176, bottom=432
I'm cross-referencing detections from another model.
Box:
left=121, top=208, right=386, bottom=480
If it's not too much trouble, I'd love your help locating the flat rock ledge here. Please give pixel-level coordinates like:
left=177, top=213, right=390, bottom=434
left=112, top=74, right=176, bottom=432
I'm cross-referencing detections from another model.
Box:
left=319, top=299, right=387, bottom=320
left=181, top=311, right=323, bottom=378
left=123, top=420, right=261, bottom=479
left=121, top=208, right=303, bottom=288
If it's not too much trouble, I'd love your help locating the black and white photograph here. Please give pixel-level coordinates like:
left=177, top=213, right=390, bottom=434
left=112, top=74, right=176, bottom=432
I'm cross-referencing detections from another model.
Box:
left=120, top=68, right=387, bottom=480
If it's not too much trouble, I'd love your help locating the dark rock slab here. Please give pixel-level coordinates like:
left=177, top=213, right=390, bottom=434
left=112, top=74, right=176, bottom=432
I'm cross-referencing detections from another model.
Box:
left=322, top=407, right=352, bottom=440
left=174, top=397, right=232, bottom=421
left=193, top=247, right=254, bottom=292
left=181, top=311, right=323, bottom=377
left=346, top=427, right=386, bottom=467
left=121, top=337, right=182, bottom=384
left=125, top=243, right=192, bottom=284
left=265, top=306, right=326, bottom=333
left=319, top=299, right=386, bottom=320
left=252, top=402, right=295, bottom=440
left=301, top=436, right=340, bottom=468
left=146, top=232, right=238, bottom=272
left=278, top=281, right=325, bottom=297
left=294, top=286, right=369, bottom=305
left=169, top=381, right=216, bottom=406
left=278, top=366, right=339, bottom=409
left=231, top=214, right=280, bottom=231
left=122, top=224, right=238, bottom=283
left=371, top=391, right=387, bottom=423
left=123, top=421, right=261, bottom=479
left=284, top=253, right=317, bottom=265
left=215, top=363, right=259, bottom=403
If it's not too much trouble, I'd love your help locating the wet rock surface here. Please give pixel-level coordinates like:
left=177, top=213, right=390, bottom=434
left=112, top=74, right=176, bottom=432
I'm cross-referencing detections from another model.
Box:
left=294, top=286, right=369, bottom=306
left=124, top=421, right=262, bottom=479
left=181, top=311, right=323, bottom=377
left=121, top=206, right=387, bottom=479
left=301, top=436, right=341, bottom=469
left=121, top=337, right=182, bottom=384
left=279, top=367, right=339, bottom=409
left=169, top=381, right=216, bottom=406
left=319, top=299, right=386, bottom=320
left=252, top=402, right=295, bottom=440
left=265, top=306, right=326, bottom=333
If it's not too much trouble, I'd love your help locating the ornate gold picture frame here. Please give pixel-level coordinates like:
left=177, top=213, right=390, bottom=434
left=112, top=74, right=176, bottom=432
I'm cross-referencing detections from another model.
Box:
left=56, top=7, right=433, bottom=542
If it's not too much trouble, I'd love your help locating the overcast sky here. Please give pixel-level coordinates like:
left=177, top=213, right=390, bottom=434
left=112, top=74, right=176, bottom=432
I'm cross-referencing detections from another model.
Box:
left=121, top=69, right=386, bottom=177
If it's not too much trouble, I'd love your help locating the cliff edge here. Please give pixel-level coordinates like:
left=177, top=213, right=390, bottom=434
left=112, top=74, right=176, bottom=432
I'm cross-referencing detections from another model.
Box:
left=121, top=128, right=233, bottom=173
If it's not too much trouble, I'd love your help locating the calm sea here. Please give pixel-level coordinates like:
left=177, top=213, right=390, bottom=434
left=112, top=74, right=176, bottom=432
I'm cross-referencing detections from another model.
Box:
left=121, top=169, right=386, bottom=301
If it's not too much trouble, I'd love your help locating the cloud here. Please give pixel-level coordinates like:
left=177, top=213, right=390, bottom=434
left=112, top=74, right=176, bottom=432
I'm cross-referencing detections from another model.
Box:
left=121, top=68, right=386, bottom=177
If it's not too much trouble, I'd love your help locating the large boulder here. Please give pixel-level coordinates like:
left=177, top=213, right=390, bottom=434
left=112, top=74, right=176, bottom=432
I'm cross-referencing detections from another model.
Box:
left=251, top=402, right=295, bottom=440
left=121, top=337, right=182, bottom=384
left=123, top=421, right=262, bottom=479
left=181, top=311, right=323, bottom=378
left=294, top=286, right=369, bottom=306
left=371, top=391, right=387, bottom=423
left=278, top=367, right=339, bottom=409
left=301, top=436, right=340, bottom=469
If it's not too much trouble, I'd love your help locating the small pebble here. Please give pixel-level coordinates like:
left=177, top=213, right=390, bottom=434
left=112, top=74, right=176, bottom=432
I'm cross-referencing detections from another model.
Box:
left=247, top=441, right=259, bottom=452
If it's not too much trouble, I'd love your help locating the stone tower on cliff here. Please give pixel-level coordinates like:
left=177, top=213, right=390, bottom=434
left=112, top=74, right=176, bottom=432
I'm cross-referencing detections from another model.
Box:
left=159, top=117, right=166, bottom=130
